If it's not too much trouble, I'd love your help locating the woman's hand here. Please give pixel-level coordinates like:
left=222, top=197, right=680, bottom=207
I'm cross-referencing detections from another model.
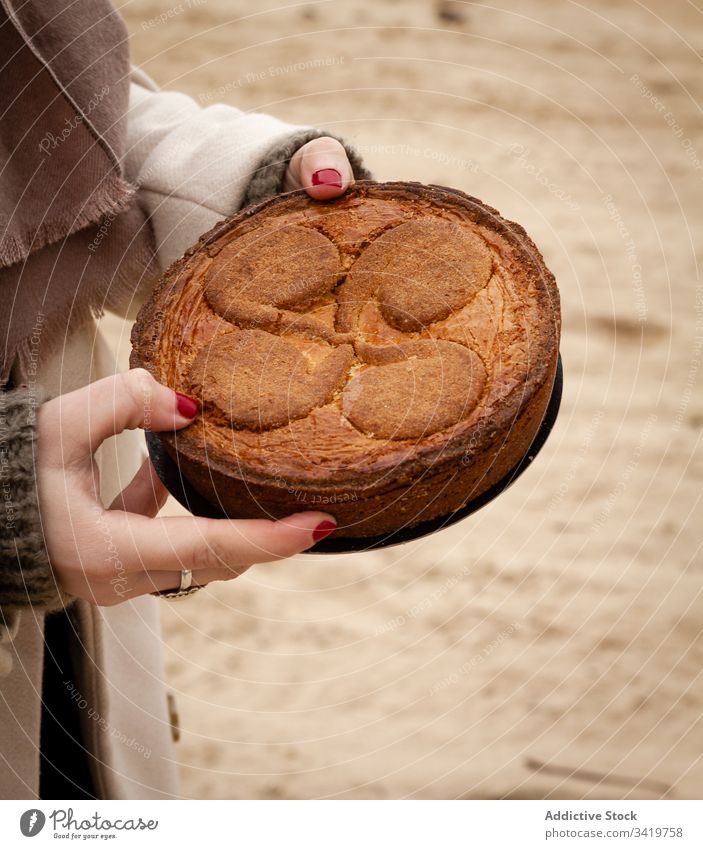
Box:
left=284, top=137, right=356, bottom=201
left=36, top=368, right=336, bottom=606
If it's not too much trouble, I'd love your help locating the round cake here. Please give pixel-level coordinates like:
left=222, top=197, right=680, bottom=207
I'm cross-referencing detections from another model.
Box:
left=130, top=181, right=561, bottom=538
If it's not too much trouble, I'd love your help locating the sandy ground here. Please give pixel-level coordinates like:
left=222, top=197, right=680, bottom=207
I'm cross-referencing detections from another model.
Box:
left=103, top=0, right=702, bottom=799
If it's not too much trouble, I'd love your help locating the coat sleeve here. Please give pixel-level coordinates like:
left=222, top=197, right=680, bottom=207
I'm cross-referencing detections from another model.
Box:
left=122, top=70, right=371, bottom=276
left=0, top=385, right=70, bottom=677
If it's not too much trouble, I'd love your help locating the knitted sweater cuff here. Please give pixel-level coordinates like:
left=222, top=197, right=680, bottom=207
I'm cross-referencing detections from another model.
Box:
left=0, top=385, right=69, bottom=614
left=243, top=128, right=373, bottom=207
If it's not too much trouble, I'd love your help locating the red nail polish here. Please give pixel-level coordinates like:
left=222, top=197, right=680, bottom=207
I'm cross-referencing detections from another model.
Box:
left=175, top=392, right=199, bottom=419
left=312, top=520, right=337, bottom=542
left=311, top=168, right=342, bottom=188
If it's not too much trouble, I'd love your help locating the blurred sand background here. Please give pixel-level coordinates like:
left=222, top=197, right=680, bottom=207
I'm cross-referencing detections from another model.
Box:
left=104, top=0, right=702, bottom=799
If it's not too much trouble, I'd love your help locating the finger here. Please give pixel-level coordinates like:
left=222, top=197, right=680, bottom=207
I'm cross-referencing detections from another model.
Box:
left=39, top=368, right=199, bottom=468
left=289, top=137, right=354, bottom=200
left=96, top=509, right=337, bottom=575
left=109, top=456, right=168, bottom=518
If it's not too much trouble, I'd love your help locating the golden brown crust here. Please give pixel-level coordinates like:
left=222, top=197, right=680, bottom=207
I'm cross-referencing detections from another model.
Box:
left=188, top=329, right=354, bottom=431
left=342, top=340, right=486, bottom=440
left=131, top=181, right=561, bottom=537
left=340, top=218, right=492, bottom=332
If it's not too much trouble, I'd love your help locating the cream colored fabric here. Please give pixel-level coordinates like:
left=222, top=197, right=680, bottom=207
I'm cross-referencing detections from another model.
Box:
left=0, top=318, right=179, bottom=799
left=0, top=603, right=45, bottom=796
left=0, top=68, right=317, bottom=799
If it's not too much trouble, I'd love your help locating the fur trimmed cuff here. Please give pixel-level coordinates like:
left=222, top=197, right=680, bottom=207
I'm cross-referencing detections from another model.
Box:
left=0, top=385, right=67, bottom=613
left=243, top=128, right=373, bottom=207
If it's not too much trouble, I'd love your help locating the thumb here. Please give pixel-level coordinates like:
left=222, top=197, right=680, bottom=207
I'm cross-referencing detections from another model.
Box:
left=287, top=137, right=354, bottom=201
left=39, top=368, right=199, bottom=468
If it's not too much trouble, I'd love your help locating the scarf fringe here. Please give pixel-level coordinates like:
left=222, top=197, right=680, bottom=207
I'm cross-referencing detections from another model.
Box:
left=0, top=173, right=136, bottom=269
left=6, top=235, right=159, bottom=389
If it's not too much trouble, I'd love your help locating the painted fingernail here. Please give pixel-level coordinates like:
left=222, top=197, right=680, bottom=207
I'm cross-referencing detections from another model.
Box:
left=312, top=520, right=337, bottom=542
left=175, top=392, right=200, bottom=419
left=311, top=168, right=342, bottom=188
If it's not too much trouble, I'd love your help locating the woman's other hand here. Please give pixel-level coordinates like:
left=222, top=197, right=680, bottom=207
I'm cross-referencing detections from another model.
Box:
left=283, top=136, right=356, bottom=201
left=36, top=368, right=336, bottom=606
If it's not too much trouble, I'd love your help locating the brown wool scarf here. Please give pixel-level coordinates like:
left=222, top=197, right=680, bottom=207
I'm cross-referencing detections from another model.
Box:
left=0, top=0, right=158, bottom=385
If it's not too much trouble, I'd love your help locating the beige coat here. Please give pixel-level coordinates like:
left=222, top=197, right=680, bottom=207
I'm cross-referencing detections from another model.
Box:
left=1, top=321, right=180, bottom=798
left=0, top=66, right=364, bottom=798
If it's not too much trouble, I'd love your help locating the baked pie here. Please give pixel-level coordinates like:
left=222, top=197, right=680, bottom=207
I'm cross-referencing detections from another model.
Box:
left=131, top=181, right=561, bottom=537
